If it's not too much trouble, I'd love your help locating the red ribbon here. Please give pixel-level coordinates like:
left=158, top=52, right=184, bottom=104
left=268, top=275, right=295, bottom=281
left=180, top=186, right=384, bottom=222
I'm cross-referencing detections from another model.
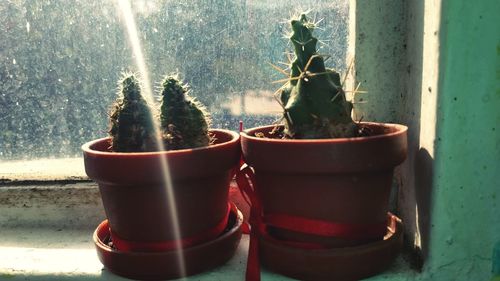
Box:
left=110, top=202, right=233, bottom=252
left=235, top=164, right=264, bottom=281
left=235, top=164, right=388, bottom=281
left=264, top=213, right=387, bottom=240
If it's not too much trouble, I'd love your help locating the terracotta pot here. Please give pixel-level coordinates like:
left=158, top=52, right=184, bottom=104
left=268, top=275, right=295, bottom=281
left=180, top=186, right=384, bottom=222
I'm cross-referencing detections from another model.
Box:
left=82, top=129, right=240, bottom=249
left=240, top=123, right=407, bottom=247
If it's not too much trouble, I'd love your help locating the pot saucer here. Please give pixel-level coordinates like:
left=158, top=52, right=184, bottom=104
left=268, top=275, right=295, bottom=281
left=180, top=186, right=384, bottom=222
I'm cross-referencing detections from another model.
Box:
left=93, top=207, right=243, bottom=280
left=260, top=214, right=403, bottom=281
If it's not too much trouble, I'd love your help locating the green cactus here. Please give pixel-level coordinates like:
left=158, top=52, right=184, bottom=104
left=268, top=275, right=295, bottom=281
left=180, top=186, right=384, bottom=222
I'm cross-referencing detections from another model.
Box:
left=278, top=13, right=358, bottom=139
left=159, top=75, right=211, bottom=150
left=109, top=74, right=158, bottom=152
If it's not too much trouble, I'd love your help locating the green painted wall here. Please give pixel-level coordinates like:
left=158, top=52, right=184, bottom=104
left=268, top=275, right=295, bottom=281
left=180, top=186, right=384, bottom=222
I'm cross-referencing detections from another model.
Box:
left=425, top=1, right=500, bottom=280
left=352, top=0, right=500, bottom=280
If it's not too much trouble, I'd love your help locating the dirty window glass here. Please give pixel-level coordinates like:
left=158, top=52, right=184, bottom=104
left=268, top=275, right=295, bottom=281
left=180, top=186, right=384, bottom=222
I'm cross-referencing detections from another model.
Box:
left=0, top=0, right=349, bottom=160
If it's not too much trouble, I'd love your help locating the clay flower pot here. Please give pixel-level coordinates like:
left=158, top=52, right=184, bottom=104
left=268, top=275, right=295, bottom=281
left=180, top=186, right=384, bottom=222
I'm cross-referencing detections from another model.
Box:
left=82, top=129, right=241, bottom=278
left=238, top=122, right=407, bottom=280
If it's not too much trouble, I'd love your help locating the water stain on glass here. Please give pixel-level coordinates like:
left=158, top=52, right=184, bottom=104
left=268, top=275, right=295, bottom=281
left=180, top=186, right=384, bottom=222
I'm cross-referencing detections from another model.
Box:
left=0, top=0, right=349, bottom=160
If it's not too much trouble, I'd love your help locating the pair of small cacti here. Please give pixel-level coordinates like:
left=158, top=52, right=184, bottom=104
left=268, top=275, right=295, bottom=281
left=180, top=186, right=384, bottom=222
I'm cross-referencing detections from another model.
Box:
left=109, top=13, right=359, bottom=152
left=109, top=74, right=210, bottom=152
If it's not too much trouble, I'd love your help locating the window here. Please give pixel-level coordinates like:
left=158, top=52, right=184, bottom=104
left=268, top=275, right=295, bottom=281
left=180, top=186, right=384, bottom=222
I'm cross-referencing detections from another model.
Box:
left=0, top=0, right=349, bottom=161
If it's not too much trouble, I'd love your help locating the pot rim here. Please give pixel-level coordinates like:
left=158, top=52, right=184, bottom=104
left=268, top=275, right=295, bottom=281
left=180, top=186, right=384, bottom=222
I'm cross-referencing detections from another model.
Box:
left=241, top=122, right=407, bottom=144
left=82, top=128, right=239, bottom=157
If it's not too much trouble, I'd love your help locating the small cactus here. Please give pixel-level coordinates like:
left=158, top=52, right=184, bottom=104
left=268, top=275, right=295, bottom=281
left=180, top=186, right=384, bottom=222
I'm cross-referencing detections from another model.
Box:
left=278, top=13, right=358, bottom=139
left=159, top=75, right=211, bottom=150
left=109, top=74, right=157, bottom=152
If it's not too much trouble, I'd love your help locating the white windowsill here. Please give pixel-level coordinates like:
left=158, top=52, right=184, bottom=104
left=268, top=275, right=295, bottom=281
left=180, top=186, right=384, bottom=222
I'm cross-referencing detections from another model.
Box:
left=0, top=228, right=412, bottom=281
left=0, top=161, right=415, bottom=280
left=0, top=158, right=88, bottom=183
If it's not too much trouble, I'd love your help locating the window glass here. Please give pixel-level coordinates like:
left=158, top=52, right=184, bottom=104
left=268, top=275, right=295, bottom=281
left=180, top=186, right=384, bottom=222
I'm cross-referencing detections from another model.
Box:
left=0, top=0, right=349, bottom=160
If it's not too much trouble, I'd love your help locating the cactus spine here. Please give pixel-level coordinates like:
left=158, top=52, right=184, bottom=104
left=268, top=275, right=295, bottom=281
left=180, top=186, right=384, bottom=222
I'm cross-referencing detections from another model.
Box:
left=109, top=74, right=157, bottom=152
left=159, top=75, right=211, bottom=150
left=278, top=14, right=358, bottom=139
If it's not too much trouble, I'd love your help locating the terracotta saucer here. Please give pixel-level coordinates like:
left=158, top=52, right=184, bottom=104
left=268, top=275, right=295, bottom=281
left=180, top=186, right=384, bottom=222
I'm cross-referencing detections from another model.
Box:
left=93, top=208, right=243, bottom=280
left=260, top=214, right=403, bottom=281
